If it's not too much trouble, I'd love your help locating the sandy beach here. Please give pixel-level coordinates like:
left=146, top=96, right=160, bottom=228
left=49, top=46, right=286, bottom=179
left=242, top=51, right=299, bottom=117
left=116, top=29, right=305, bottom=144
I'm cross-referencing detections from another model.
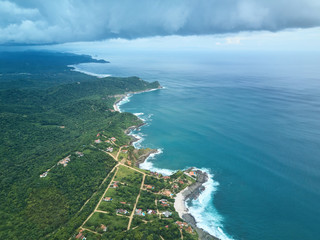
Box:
left=174, top=187, right=189, bottom=218
left=113, top=86, right=162, bottom=112
left=113, top=95, right=126, bottom=112
left=174, top=170, right=219, bottom=240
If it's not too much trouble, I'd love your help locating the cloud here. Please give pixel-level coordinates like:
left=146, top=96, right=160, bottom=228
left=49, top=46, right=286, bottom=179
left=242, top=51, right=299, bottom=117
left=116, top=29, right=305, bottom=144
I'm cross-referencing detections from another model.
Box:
left=1, top=0, right=320, bottom=44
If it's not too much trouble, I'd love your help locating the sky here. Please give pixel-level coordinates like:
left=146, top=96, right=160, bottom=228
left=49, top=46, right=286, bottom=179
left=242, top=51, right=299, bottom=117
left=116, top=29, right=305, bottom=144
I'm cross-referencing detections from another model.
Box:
left=0, top=0, right=320, bottom=51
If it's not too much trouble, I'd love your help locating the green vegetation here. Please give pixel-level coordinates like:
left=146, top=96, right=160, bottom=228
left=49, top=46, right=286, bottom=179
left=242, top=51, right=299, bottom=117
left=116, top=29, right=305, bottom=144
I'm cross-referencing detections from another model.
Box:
left=84, top=212, right=129, bottom=233
left=114, top=165, right=143, bottom=185
left=0, top=51, right=160, bottom=239
left=137, top=190, right=157, bottom=210
left=82, top=162, right=198, bottom=240
left=0, top=51, right=107, bottom=90
left=0, top=51, right=199, bottom=240
left=50, top=170, right=116, bottom=239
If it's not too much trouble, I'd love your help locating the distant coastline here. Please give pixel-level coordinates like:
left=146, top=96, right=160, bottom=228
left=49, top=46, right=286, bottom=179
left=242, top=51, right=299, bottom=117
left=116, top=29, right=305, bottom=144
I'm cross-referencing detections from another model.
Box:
left=68, top=64, right=111, bottom=78
left=113, top=86, right=163, bottom=113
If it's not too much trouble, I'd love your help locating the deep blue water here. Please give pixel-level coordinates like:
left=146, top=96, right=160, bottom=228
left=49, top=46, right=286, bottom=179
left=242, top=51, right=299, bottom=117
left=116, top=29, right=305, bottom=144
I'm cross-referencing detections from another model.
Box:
left=74, top=51, right=320, bottom=240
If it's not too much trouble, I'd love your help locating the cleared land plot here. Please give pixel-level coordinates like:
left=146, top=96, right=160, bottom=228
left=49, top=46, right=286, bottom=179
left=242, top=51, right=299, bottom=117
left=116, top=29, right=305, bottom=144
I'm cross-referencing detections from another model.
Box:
left=134, top=190, right=158, bottom=221
left=84, top=212, right=129, bottom=234
left=136, top=190, right=157, bottom=210
left=98, top=185, right=140, bottom=212
left=114, top=165, right=143, bottom=186
left=97, top=165, right=142, bottom=214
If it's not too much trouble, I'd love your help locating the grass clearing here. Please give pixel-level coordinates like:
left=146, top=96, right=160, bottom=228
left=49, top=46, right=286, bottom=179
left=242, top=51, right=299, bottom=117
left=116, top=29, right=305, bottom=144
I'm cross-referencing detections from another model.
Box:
left=84, top=212, right=129, bottom=233
left=114, top=165, right=143, bottom=186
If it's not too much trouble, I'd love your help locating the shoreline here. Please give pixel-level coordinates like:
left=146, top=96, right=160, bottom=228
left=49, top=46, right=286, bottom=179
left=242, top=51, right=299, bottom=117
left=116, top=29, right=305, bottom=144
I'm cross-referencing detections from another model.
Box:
left=113, top=86, right=163, bottom=113
left=174, top=169, right=220, bottom=240
left=115, top=90, right=219, bottom=240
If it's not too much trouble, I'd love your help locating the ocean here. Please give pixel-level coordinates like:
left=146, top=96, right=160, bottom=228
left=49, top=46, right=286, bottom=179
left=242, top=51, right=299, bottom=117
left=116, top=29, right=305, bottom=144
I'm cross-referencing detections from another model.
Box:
left=72, top=50, right=320, bottom=240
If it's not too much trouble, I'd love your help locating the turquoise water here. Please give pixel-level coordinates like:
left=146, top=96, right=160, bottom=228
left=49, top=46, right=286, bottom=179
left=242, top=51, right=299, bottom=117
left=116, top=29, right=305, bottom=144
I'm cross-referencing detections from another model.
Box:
left=74, top=51, right=320, bottom=240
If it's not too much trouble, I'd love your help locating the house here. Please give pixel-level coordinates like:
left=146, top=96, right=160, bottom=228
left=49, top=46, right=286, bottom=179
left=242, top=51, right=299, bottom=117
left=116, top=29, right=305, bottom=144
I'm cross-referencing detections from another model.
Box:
left=40, top=171, right=48, bottom=178
left=162, top=211, right=172, bottom=218
left=106, top=147, right=113, bottom=152
left=186, top=226, right=194, bottom=233
left=120, top=201, right=127, bottom=204
left=162, top=189, right=173, bottom=197
left=135, top=209, right=146, bottom=216
left=126, top=160, right=132, bottom=166
left=179, top=180, right=184, bottom=184
left=58, top=156, right=71, bottom=167
left=100, top=224, right=107, bottom=232
left=162, top=176, right=170, bottom=180
left=176, top=221, right=188, bottom=229
left=105, top=140, right=111, bottom=143
left=121, top=150, right=128, bottom=153
left=160, top=199, right=170, bottom=207
left=173, top=184, right=178, bottom=189
left=189, top=171, right=197, bottom=177
left=159, top=199, right=168, bottom=204
left=145, top=184, right=154, bottom=190
left=116, top=209, right=128, bottom=215
left=122, top=145, right=129, bottom=148
left=147, top=209, right=156, bottom=215
left=94, top=139, right=101, bottom=143
left=75, top=151, right=84, bottom=157
left=75, top=230, right=86, bottom=240
left=110, top=181, right=119, bottom=188
left=103, top=197, right=112, bottom=202
left=110, top=137, right=116, bottom=142
left=97, top=133, right=100, bottom=137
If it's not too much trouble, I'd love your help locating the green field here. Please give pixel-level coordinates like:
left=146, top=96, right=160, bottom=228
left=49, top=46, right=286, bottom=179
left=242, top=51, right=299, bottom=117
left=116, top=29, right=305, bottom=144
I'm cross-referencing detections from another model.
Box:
left=114, top=165, right=143, bottom=186
left=84, top=212, right=129, bottom=234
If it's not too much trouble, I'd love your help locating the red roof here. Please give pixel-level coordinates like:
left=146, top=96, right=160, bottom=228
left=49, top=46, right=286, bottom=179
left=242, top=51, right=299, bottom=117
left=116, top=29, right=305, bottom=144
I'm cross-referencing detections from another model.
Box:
left=75, top=233, right=84, bottom=239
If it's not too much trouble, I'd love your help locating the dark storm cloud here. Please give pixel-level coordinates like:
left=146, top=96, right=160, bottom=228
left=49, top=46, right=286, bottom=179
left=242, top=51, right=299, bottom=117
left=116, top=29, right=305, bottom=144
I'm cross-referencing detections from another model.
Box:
left=1, top=0, right=320, bottom=44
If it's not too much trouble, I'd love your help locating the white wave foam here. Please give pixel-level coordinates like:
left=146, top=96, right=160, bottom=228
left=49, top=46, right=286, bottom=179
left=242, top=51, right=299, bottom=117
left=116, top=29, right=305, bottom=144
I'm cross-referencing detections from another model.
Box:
left=133, top=112, right=144, bottom=116
left=187, top=168, right=235, bottom=240
left=139, top=149, right=175, bottom=176
left=129, top=132, right=145, bottom=149
left=68, top=65, right=111, bottom=78
left=116, top=94, right=132, bottom=113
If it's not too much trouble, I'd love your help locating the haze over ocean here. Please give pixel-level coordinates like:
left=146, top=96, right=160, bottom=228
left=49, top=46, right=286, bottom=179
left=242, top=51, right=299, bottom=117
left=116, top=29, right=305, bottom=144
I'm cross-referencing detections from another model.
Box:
left=73, top=50, right=320, bottom=240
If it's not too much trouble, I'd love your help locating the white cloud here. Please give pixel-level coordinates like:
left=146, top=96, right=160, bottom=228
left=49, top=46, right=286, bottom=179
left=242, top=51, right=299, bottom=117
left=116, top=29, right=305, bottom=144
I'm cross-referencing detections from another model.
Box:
left=1, top=0, right=320, bottom=45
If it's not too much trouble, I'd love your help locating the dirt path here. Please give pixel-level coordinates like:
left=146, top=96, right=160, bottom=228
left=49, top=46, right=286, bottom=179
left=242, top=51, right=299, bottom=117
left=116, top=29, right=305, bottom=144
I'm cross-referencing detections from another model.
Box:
left=81, top=227, right=102, bottom=236
left=180, top=228, right=184, bottom=239
left=121, top=164, right=146, bottom=175
left=81, top=166, right=119, bottom=227
left=78, top=147, right=151, bottom=235
left=101, top=146, right=146, bottom=175
left=78, top=166, right=117, bottom=213
left=127, top=173, right=146, bottom=230
left=116, top=146, right=123, bottom=160
left=96, top=209, right=109, bottom=214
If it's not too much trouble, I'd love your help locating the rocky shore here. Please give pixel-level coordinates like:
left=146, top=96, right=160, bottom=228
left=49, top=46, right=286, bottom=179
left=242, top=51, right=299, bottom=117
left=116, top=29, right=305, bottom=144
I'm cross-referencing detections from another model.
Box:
left=175, top=169, right=220, bottom=240
left=135, top=148, right=159, bottom=167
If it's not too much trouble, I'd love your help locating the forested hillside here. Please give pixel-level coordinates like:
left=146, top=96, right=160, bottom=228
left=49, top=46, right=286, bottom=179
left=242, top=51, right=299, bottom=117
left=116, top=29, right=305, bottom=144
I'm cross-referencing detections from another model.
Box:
left=0, top=51, right=160, bottom=239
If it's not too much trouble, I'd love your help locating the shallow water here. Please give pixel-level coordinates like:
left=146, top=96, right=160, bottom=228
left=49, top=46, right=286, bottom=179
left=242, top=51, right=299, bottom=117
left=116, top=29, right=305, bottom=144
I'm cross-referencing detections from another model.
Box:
left=74, top=51, right=320, bottom=240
